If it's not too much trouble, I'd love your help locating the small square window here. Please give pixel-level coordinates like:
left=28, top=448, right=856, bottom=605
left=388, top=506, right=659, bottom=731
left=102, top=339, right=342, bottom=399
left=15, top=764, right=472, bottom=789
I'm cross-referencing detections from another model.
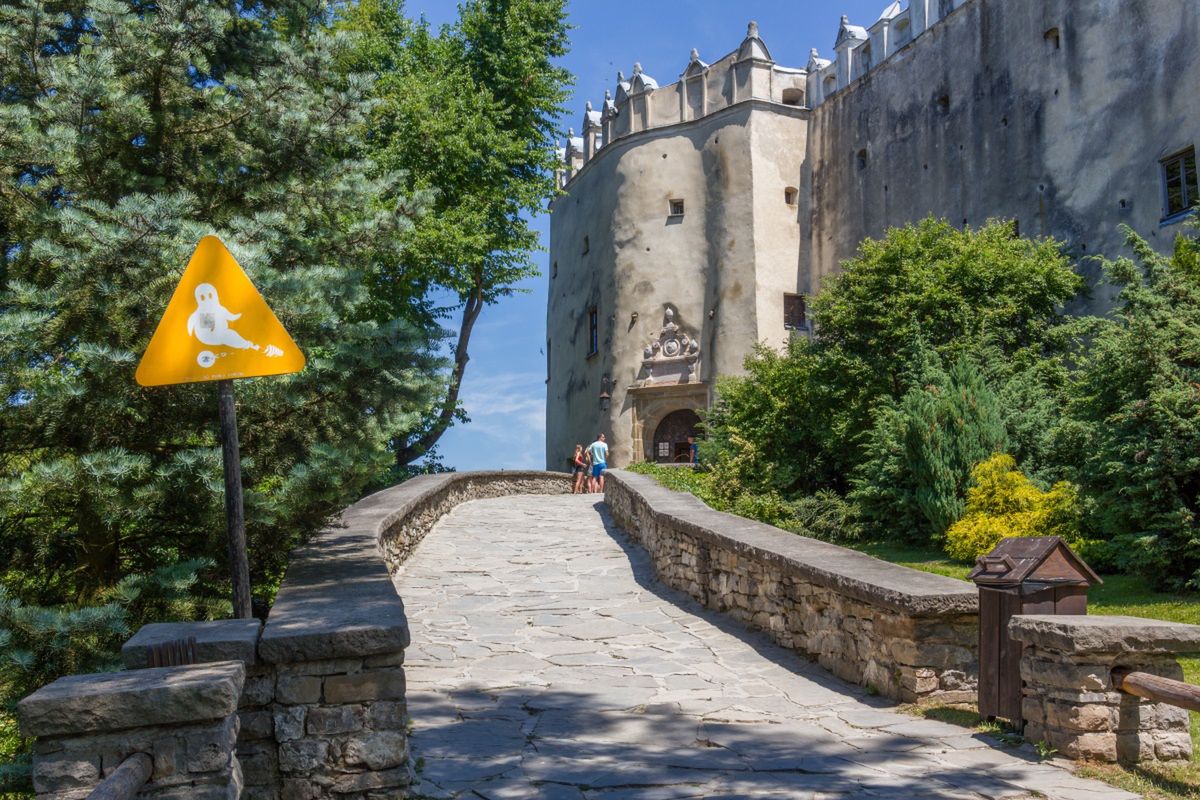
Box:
left=657, top=441, right=671, bottom=458
left=669, top=199, right=685, bottom=217
left=784, top=293, right=806, bottom=330
left=1162, top=147, right=1198, bottom=220
left=587, top=307, right=599, bottom=356
left=784, top=187, right=798, bottom=205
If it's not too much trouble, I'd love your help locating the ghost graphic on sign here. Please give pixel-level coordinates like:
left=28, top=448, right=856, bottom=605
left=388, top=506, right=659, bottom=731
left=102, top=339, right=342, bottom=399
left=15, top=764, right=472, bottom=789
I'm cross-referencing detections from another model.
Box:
left=187, top=283, right=284, bottom=367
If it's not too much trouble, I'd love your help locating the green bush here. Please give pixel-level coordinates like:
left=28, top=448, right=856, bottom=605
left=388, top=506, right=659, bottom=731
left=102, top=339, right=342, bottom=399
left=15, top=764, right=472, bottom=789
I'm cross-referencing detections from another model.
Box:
left=790, top=490, right=863, bottom=542
left=944, top=454, right=1081, bottom=562
left=853, top=354, right=1007, bottom=541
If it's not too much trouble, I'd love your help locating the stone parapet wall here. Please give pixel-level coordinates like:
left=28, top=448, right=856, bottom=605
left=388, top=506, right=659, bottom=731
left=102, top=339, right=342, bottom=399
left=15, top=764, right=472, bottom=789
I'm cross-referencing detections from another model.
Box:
left=1011, top=614, right=1200, bottom=763
left=604, top=470, right=979, bottom=703
left=371, top=471, right=572, bottom=571
left=18, top=661, right=246, bottom=799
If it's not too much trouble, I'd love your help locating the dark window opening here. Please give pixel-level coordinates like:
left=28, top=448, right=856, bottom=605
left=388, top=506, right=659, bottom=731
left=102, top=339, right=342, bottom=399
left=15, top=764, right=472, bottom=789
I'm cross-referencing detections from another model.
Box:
left=856, top=149, right=868, bottom=170
left=1044, top=27, right=1061, bottom=50
left=1162, top=147, right=1198, bottom=219
left=937, top=94, right=950, bottom=113
left=587, top=307, right=599, bottom=356
left=784, top=293, right=806, bottom=330
left=781, top=87, right=804, bottom=106
left=552, top=261, right=558, bottom=278
left=582, top=235, right=590, bottom=254
left=669, top=198, right=685, bottom=217
left=784, top=186, right=798, bottom=205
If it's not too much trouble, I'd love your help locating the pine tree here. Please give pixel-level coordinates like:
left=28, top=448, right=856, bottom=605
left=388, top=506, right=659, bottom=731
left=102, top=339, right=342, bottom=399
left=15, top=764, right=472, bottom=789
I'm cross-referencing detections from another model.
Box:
left=0, top=0, right=442, bottom=606
left=1058, top=222, right=1200, bottom=589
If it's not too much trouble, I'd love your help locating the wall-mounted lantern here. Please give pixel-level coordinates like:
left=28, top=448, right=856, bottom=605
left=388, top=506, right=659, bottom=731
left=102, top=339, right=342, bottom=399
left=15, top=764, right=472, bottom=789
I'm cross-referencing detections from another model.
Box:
left=599, top=375, right=612, bottom=412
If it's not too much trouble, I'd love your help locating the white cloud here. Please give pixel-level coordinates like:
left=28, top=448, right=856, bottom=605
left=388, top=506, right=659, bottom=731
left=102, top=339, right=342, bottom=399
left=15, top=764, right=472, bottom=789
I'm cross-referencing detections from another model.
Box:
left=436, top=370, right=547, bottom=470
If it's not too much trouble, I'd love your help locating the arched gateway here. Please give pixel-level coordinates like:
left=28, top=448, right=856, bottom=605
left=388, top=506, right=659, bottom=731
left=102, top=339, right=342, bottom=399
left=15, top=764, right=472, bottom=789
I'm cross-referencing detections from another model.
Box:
left=652, top=408, right=700, bottom=462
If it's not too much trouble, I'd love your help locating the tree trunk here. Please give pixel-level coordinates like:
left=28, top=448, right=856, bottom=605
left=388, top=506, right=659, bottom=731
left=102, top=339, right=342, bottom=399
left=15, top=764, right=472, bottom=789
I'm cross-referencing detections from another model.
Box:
left=76, top=497, right=119, bottom=598
left=394, top=279, right=485, bottom=466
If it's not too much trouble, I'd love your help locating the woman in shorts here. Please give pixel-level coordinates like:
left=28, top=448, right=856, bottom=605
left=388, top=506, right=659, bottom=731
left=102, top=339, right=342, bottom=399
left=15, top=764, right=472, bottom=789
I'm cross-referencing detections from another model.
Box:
left=571, top=444, right=588, bottom=494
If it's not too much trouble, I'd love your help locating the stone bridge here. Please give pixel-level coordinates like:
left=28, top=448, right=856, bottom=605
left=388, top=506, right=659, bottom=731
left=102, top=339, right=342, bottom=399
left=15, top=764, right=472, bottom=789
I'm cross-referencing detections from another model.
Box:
left=20, top=471, right=1200, bottom=799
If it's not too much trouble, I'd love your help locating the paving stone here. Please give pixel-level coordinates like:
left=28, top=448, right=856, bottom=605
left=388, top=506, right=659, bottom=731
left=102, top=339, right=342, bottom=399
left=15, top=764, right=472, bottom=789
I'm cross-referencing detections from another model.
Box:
left=393, top=495, right=1122, bottom=800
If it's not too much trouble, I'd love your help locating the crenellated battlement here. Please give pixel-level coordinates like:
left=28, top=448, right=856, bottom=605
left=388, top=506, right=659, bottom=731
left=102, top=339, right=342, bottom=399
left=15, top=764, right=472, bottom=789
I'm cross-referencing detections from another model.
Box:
left=555, top=21, right=807, bottom=188
left=555, top=1, right=975, bottom=188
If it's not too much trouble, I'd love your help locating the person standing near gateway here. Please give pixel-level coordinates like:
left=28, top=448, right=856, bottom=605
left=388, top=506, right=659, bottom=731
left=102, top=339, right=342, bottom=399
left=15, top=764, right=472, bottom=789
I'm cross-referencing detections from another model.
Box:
left=587, top=433, right=608, bottom=493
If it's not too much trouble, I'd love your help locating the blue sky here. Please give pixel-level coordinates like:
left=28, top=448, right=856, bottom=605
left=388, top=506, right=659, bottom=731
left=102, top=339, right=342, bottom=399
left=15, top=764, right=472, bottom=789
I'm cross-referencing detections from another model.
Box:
left=413, top=0, right=887, bottom=471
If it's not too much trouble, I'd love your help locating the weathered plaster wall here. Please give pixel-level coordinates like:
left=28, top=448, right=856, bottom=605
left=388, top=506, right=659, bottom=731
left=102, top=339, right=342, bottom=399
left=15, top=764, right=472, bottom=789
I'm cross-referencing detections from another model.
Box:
left=546, top=102, right=807, bottom=468
left=805, top=0, right=1200, bottom=305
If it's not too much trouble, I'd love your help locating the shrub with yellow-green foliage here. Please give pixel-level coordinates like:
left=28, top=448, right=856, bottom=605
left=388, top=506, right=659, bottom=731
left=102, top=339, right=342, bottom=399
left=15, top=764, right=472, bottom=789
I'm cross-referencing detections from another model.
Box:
left=945, top=454, right=1081, bottom=562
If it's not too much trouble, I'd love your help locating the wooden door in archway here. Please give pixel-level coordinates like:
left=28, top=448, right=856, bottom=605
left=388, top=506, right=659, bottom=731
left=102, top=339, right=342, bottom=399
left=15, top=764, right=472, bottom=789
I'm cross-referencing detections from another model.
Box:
left=652, top=409, right=701, bottom=463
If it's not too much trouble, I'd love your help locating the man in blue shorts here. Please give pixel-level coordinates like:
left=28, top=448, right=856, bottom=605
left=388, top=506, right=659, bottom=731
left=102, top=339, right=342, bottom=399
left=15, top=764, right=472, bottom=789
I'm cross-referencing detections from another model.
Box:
left=587, top=433, right=608, bottom=493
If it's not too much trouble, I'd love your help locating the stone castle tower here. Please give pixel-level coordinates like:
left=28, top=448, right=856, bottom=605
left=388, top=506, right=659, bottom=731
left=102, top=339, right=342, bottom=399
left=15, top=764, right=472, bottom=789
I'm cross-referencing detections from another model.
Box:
left=546, top=0, right=1200, bottom=469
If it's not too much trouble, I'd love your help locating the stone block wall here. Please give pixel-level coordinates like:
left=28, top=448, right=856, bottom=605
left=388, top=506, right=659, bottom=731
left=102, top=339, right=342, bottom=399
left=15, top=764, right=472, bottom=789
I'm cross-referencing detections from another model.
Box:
left=1011, top=614, right=1200, bottom=763
left=17, top=661, right=246, bottom=799
left=605, top=470, right=979, bottom=703
left=372, top=471, right=572, bottom=571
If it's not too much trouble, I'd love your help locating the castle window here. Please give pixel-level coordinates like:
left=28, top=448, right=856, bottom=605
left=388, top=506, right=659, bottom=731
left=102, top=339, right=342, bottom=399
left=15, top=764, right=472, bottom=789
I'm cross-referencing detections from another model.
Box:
left=1161, top=147, right=1198, bottom=220
left=587, top=307, right=599, bottom=356
left=823, top=75, right=836, bottom=97
left=783, top=293, right=806, bottom=330
left=856, top=149, right=868, bottom=171
left=552, top=261, right=558, bottom=278
left=781, top=88, right=804, bottom=106
left=784, top=187, right=798, bottom=205
left=669, top=199, right=685, bottom=217
left=582, top=235, right=590, bottom=255
left=937, top=94, right=950, bottom=113
left=1044, top=27, right=1061, bottom=50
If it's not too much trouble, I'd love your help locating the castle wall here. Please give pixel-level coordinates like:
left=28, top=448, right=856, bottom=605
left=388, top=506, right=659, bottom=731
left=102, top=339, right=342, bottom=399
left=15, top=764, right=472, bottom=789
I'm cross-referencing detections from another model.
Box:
left=806, top=0, right=1200, bottom=305
left=549, top=1, right=1200, bottom=469
left=546, top=102, right=807, bottom=468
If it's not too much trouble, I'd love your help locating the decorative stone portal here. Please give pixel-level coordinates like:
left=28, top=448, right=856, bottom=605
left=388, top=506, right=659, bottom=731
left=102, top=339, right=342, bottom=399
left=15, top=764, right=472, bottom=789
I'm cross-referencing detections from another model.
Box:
left=628, top=306, right=707, bottom=463
left=652, top=408, right=700, bottom=463
left=628, top=382, right=707, bottom=463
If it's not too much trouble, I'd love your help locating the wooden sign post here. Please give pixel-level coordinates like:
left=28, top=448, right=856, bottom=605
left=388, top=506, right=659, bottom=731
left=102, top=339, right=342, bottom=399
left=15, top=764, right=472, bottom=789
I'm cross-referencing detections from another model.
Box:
left=136, top=236, right=305, bottom=618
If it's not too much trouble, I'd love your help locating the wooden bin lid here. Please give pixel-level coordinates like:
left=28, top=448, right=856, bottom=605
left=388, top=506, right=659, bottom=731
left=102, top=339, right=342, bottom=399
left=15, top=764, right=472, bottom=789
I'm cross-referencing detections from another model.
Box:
left=968, top=536, right=1102, bottom=588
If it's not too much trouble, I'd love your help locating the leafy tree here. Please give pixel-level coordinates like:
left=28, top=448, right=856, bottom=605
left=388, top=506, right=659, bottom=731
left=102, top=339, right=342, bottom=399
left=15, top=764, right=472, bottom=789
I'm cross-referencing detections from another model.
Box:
left=704, top=218, right=1081, bottom=509
left=0, top=0, right=442, bottom=608
left=336, top=0, right=571, bottom=465
left=1056, top=223, right=1200, bottom=589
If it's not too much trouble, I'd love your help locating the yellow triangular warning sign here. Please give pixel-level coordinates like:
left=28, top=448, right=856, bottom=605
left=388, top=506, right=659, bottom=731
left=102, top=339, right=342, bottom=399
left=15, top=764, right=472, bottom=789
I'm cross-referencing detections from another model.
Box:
left=136, top=236, right=305, bottom=386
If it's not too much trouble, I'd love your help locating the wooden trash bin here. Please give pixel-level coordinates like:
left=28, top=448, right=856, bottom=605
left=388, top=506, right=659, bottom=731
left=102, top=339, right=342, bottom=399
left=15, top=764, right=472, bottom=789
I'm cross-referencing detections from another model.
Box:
left=968, top=536, right=1101, bottom=727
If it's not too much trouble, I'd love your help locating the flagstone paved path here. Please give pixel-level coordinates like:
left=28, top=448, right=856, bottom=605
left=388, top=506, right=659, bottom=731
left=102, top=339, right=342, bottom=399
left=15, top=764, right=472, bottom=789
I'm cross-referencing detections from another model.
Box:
left=394, top=494, right=1138, bottom=800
